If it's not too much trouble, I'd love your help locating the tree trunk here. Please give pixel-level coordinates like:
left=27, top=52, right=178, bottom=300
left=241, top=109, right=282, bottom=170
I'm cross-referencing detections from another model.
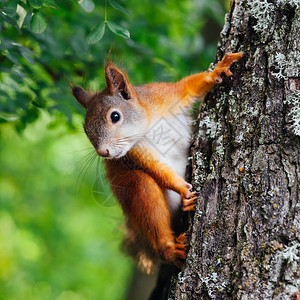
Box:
left=151, top=0, right=300, bottom=299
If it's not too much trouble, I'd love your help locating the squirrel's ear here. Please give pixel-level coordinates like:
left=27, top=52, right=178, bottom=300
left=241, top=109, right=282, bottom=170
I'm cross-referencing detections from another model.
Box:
left=72, top=86, right=89, bottom=109
left=105, top=64, right=132, bottom=100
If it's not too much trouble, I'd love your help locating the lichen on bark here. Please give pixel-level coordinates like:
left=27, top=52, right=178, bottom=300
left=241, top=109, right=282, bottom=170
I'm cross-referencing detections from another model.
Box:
left=165, top=0, right=300, bottom=299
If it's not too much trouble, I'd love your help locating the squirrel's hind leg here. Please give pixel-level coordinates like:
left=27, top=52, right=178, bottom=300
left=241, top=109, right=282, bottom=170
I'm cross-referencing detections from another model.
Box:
left=110, top=169, right=187, bottom=268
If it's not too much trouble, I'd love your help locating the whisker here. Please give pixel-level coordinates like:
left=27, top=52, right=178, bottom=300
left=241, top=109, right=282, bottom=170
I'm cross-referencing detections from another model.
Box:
left=75, top=150, right=98, bottom=197
left=74, top=149, right=96, bottom=168
left=96, top=154, right=101, bottom=180
left=114, top=146, right=127, bottom=151
left=118, top=133, right=145, bottom=142
left=67, top=147, right=94, bottom=154
left=75, top=150, right=95, bottom=180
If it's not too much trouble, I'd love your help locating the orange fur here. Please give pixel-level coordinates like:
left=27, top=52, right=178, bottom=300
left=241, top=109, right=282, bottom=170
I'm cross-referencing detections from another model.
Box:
left=127, top=146, right=189, bottom=196
left=105, top=158, right=186, bottom=268
left=134, top=52, right=244, bottom=118
left=105, top=52, right=244, bottom=268
left=73, top=52, right=244, bottom=269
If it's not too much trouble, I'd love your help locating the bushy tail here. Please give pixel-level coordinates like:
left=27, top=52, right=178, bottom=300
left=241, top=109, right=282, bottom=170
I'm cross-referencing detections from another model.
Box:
left=122, top=224, right=158, bottom=274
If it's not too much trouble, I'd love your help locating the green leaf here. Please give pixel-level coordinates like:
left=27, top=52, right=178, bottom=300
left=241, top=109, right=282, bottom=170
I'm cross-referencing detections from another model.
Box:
left=3, top=6, right=17, bottom=18
left=32, top=100, right=46, bottom=108
left=0, top=11, right=18, bottom=27
left=0, top=113, right=18, bottom=123
left=30, top=12, right=47, bottom=34
left=108, top=0, right=131, bottom=16
left=6, top=53, right=19, bottom=65
left=21, top=107, right=39, bottom=124
left=43, top=0, right=58, bottom=9
left=28, top=0, right=43, bottom=9
left=21, top=52, right=34, bottom=64
left=78, top=0, right=95, bottom=13
left=87, top=22, right=106, bottom=44
left=107, top=21, right=130, bottom=39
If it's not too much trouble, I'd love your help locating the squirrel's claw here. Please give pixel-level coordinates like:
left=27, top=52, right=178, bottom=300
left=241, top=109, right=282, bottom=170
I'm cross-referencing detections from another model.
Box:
left=183, top=204, right=197, bottom=212
left=225, top=69, right=233, bottom=77
left=174, top=249, right=187, bottom=260
left=213, top=51, right=244, bottom=81
left=174, top=232, right=190, bottom=266
left=182, top=198, right=197, bottom=211
left=176, top=232, right=189, bottom=244
left=181, top=184, right=198, bottom=211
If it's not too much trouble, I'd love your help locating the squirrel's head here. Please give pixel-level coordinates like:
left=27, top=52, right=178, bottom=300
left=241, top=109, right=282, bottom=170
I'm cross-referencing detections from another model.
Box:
left=72, top=64, right=148, bottom=158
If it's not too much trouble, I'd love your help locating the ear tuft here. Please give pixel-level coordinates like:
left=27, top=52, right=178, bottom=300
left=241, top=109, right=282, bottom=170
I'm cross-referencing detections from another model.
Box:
left=71, top=86, right=89, bottom=109
left=105, top=64, right=132, bottom=100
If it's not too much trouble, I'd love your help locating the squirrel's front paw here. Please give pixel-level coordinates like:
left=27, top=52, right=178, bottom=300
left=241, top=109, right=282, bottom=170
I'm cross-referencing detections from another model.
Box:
left=214, top=52, right=245, bottom=83
left=181, top=183, right=198, bottom=211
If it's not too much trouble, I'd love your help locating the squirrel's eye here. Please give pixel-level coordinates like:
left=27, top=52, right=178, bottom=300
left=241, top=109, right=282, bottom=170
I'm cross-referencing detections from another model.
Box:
left=110, top=111, right=121, bottom=123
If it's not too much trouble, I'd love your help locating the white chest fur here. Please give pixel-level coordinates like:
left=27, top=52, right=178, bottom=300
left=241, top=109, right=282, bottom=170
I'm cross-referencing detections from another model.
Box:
left=139, top=111, right=192, bottom=210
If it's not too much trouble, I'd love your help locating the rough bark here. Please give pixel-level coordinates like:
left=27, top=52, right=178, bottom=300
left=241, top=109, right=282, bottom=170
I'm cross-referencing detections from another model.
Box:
left=151, top=0, right=300, bottom=299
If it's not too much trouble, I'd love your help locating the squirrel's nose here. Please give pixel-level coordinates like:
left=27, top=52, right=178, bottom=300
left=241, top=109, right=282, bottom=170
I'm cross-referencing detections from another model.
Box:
left=96, top=148, right=110, bottom=157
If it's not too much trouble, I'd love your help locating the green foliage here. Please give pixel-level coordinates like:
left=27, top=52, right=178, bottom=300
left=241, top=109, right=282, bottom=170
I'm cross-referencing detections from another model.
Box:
left=0, top=116, right=132, bottom=299
left=0, top=0, right=227, bottom=131
left=108, top=0, right=130, bottom=16
left=87, top=23, right=106, bottom=45
left=107, top=21, right=130, bottom=39
left=30, top=12, right=47, bottom=33
left=0, top=0, right=228, bottom=298
left=78, top=0, right=95, bottom=13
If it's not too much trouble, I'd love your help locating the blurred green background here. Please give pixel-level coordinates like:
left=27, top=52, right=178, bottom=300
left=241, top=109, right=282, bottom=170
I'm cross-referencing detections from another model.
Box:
left=0, top=0, right=228, bottom=299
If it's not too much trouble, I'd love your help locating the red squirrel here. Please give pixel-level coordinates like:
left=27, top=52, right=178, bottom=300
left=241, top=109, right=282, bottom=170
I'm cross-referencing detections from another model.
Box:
left=72, top=52, right=244, bottom=272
